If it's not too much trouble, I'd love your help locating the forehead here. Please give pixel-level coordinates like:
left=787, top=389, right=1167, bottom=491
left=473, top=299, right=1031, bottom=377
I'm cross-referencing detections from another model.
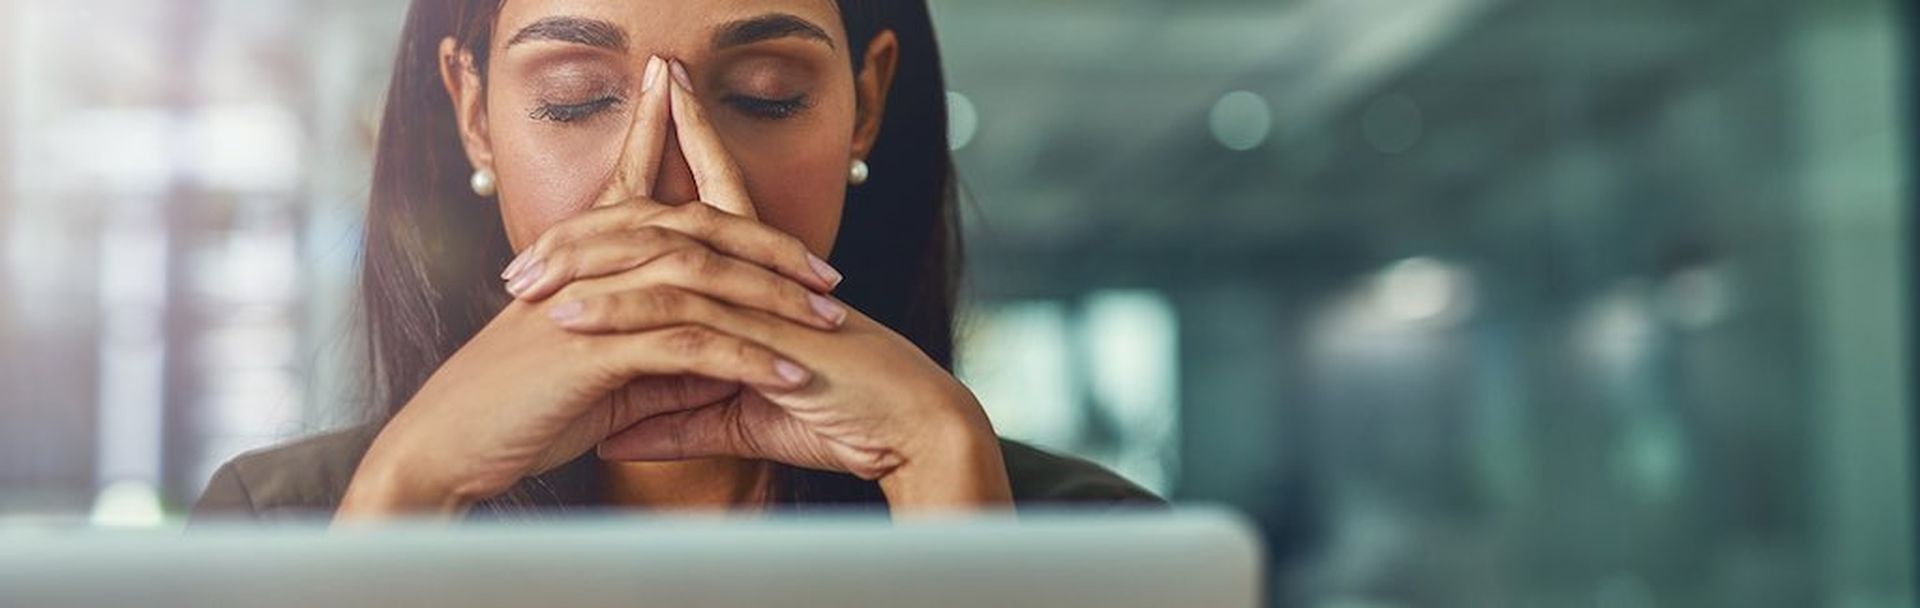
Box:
left=494, top=0, right=847, bottom=55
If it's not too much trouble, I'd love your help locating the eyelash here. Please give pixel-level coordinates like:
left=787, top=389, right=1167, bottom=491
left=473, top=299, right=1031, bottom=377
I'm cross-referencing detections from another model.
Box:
left=530, top=96, right=624, bottom=123
left=725, top=94, right=812, bottom=120
left=528, top=93, right=811, bottom=124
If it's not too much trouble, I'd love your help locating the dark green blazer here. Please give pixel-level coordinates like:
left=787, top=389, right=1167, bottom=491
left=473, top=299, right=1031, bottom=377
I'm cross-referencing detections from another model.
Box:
left=191, top=424, right=1163, bottom=520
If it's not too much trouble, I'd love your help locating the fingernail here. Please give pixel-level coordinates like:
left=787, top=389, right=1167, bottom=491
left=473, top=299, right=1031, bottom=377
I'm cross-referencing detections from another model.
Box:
left=669, top=59, right=693, bottom=91
left=548, top=300, right=585, bottom=323
left=641, top=55, right=664, bottom=93
left=808, top=293, right=847, bottom=327
left=507, top=260, right=544, bottom=295
left=807, top=253, right=843, bottom=289
left=773, top=359, right=811, bottom=386
left=503, top=250, right=532, bottom=281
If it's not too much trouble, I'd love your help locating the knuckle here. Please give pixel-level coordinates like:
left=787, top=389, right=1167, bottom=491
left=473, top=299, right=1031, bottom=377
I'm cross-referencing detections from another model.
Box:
left=545, top=242, right=579, bottom=269
left=651, top=228, right=702, bottom=256
left=779, top=235, right=811, bottom=263
left=577, top=295, right=621, bottom=326
left=636, top=287, right=687, bottom=320
left=663, top=244, right=702, bottom=266
left=774, top=276, right=810, bottom=312
left=730, top=338, right=765, bottom=368
left=527, top=231, right=557, bottom=258
left=546, top=216, right=593, bottom=246
left=676, top=203, right=720, bottom=234
left=680, top=292, right=725, bottom=326
left=670, top=247, right=723, bottom=280
left=620, top=202, right=669, bottom=231
left=663, top=326, right=717, bottom=355
left=631, top=225, right=675, bottom=244
left=615, top=200, right=651, bottom=221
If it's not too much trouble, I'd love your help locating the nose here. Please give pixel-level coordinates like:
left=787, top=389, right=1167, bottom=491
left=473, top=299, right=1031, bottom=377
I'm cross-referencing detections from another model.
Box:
left=597, top=57, right=700, bottom=208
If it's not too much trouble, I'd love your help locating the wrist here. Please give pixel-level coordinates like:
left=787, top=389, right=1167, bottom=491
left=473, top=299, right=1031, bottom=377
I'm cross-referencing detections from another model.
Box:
left=335, top=431, right=474, bottom=523
left=878, top=389, right=1013, bottom=514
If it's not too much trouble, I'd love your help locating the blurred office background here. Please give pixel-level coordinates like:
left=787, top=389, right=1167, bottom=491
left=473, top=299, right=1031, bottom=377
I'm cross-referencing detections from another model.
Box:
left=0, top=0, right=1913, bottom=606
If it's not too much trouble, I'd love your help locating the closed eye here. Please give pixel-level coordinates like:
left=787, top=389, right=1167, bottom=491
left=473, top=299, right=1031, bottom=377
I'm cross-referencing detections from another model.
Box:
left=529, top=96, right=624, bottom=123
left=724, top=94, right=811, bottom=120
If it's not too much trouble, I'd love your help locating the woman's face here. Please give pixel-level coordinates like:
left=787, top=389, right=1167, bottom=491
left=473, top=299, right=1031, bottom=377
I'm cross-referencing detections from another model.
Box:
left=445, top=0, right=889, bottom=258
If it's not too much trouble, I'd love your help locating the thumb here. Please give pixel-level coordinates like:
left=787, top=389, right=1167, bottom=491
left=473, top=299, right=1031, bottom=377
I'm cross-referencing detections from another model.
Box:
left=598, top=397, right=822, bottom=465
left=593, top=55, right=672, bottom=208
left=603, top=375, right=740, bottom=436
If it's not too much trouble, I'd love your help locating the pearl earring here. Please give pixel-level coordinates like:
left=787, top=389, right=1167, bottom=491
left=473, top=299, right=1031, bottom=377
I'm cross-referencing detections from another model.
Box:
left=470, top=168, right=498, bottom=198
left=848, top=159, right=870, bottom=186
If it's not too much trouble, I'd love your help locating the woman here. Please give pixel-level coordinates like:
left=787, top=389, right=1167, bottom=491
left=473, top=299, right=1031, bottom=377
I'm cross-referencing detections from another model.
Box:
left=193, top=0, right=1157, bottom=521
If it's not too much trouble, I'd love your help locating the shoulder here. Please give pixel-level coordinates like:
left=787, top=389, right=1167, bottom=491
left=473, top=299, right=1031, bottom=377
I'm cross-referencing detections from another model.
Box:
left=998, top=439, right=1166, bottom=507
left=188, top=427, right=1164, bottom=517
left=189, top=424, right=382, bottom=522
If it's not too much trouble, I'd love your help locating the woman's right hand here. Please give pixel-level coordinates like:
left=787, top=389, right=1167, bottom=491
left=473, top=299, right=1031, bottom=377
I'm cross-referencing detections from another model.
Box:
left=335, top=55, right=841, bottom=520
left=337, top=210, right=841, bottom=519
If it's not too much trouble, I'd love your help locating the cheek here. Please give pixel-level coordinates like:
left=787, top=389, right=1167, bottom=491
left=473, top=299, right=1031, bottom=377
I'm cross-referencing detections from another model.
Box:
left=735, top=133, right=849, bottom=256
left=490, top=120, right=624, bottom=250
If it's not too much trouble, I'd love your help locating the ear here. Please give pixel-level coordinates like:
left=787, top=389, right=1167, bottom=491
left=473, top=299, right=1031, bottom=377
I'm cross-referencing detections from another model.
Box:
left=849, top=30, right=900, bottom=163
left=438, top=37, right=495, bottom=178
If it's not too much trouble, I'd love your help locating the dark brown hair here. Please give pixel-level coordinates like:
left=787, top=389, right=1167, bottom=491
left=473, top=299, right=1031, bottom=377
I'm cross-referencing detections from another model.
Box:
left=361, top=0, right=959, bottom=506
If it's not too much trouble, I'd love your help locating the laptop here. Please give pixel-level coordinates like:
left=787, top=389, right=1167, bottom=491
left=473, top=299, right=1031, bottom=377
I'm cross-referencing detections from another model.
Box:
left=0, top=508, right=1264, bottom=607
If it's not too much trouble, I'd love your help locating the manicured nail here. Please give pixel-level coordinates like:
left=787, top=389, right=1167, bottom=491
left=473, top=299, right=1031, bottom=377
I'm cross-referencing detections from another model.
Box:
left=548, top=300, right=585, bottom=323
left=503, top=250, right=531, bottom=280
left=507, top=260, right=544, bottom=295
left=807, top=253, right=843, bottom=289
left=808, top=293, right=847, bottom=327
left=669, top=59, right=693, bottom=91
left=773, top=359, right=811, bottom=386
left=641, top=55, right=664, bottom=93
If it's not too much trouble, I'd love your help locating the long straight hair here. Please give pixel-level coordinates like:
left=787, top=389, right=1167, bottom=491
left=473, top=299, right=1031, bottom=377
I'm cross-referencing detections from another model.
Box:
left=361, top=0, right=960, bottom=506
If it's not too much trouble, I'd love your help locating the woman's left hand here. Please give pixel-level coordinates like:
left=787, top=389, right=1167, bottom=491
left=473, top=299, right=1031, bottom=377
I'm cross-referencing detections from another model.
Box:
left=520, top=67, right=1012, bottom=512
left=577, top=291, right=1011, bottom=511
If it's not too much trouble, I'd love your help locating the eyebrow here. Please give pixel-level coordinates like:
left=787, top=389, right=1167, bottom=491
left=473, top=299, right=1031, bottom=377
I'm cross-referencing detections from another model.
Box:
left=504, top=13, right=833, bottom=54
left=506, top=16, right=629, bottom=51
left=713, top=13, right=835, bottom=51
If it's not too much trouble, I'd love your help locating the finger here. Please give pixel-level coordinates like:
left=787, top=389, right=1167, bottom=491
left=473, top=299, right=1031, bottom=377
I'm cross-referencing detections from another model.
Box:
left=592, top=325, right=814, bottom=392
left=550, top=285, right=820, bottom=343
left=595, top=398, right=797, bottom=462
left=541, top=241, right=847, bottom=331
left=599, top=401, right=902, bottom=476
left=595, top=55, right=672, bottom=207
left=644, top=203, right=841, bottom=292
left=625, top=247, right=848, bottom=330
left=668, top=59, right=756, bottom=218
left=621, top=375, right=742, bottom=417
left=601, top=375, right=743, bottom=438
left=508, top=225, right=691, bottom=302
left=507, top=201, right=841, bottom=297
